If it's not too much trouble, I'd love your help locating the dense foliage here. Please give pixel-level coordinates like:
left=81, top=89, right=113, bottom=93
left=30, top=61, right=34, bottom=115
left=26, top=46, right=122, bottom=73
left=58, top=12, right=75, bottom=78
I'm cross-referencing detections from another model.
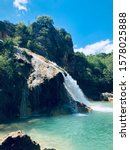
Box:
left=86, top=53, right=112, bottom=84
left=0, top=16, right=113, bottom=100
left=0, top=39, right=14, bottom=79
left=66, top=52, right=113, bottom=99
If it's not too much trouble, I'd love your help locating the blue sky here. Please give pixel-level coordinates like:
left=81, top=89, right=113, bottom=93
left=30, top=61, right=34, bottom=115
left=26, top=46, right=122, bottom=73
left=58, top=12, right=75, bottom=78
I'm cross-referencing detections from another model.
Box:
left=0, top=0, right=113, bottom=55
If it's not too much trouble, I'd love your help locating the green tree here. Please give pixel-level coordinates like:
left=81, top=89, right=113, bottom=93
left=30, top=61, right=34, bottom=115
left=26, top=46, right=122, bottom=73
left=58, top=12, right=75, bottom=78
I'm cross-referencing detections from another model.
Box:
left=15, top=22, right=29, bottom=47
left=36, top=16, right=54, bottom=27
left=0, top=55, right=13, bottom=78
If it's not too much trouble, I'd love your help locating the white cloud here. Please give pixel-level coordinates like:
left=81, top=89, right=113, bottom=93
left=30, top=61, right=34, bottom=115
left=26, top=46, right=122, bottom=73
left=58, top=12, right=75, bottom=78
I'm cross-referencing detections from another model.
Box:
left=74, top=39, right=113, bottom=55
left=13, top=0, right=29, bottom=11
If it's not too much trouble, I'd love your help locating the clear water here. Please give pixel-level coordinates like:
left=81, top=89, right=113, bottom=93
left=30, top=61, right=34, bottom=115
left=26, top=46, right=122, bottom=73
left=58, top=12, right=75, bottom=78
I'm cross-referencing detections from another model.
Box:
left=0, top=102, right=113, bottom=150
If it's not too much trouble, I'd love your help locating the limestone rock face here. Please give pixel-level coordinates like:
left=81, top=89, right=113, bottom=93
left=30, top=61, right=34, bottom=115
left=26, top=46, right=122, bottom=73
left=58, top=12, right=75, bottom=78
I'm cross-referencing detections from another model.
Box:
left=0, top=47, right=77, bottom=121
left=0, top=130, right=40, bottom=150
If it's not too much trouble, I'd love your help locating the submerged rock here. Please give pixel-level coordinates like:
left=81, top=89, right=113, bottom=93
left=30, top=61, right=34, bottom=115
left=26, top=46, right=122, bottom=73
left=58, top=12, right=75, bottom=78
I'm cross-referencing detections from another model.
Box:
left=0, top=130, right=40, bottom=150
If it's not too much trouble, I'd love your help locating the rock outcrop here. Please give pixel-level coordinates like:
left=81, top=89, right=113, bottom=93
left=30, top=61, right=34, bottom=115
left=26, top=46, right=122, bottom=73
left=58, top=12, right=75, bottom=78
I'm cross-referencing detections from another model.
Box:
left=0, top=131, right=40, bottom=150
left=0, top=131, right=57, bottom=150
left=0, top=17, right=113, bottom=103
left=0, top=47, right=89, bottom=121
left=76, top=101, right=92, bottom=112
left=100, top=92, right=113, bottom=101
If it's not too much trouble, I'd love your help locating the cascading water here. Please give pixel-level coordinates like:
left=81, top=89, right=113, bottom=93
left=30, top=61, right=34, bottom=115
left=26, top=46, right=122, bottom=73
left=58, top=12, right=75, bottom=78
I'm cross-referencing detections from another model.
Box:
left=25, top=50, right=91, bottom=108
left=62, top=72, right=113, bottom=113
left=50, top=60, right=90, bottom=107
left=62, top=72, right=90, bottom=106
left=18, top=49, right=112, bottom=115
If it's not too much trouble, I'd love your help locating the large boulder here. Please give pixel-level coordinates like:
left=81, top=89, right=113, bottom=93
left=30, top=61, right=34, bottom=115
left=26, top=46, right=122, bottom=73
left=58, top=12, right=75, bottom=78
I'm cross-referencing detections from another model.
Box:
left=100, top=92, right=113, bottom=101
left=0, top=130, right=40, bottom=150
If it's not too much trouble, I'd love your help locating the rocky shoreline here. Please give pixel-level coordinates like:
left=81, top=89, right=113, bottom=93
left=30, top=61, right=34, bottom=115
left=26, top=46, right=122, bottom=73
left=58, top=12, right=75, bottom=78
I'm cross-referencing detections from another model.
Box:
left=0, top=130, right=56, bottom=150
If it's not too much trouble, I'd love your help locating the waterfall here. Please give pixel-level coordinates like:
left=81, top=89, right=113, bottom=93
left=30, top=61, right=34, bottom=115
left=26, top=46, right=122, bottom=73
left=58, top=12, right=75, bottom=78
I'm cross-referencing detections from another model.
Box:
left=49, top=61, right=90, bottom=106
left=26, top=51, right=90, bottom=108
left=63, top=72, right=90, bottom=106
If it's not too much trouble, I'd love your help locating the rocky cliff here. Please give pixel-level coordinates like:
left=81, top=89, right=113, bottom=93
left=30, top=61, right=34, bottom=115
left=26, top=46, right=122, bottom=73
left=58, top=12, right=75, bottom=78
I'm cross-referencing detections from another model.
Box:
left=0, top=46, right=88, bottom=122
left=0, top=17, right=113, bottom=101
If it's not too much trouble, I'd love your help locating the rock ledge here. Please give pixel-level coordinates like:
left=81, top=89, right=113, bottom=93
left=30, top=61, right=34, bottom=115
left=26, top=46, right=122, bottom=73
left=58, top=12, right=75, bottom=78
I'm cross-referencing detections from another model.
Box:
left=0, top=130, right=40, bottom=150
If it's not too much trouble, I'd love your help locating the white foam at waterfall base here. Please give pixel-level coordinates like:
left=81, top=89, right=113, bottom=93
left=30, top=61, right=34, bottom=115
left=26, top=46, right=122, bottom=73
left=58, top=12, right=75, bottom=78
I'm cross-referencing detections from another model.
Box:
left=92, top=105, right=113, bottom=112
left=63, top=73, right=90, bottom=106
left=75, top=113, right=88, bottom=117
